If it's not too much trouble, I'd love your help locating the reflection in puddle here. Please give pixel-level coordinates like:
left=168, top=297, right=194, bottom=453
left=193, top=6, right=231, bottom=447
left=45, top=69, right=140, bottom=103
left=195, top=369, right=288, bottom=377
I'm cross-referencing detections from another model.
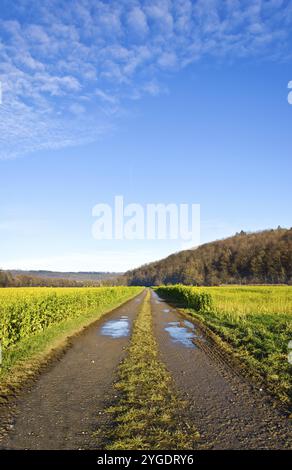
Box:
left=163, top=309, right=170, bottom=313
left=100, top=316, right=130, bottom=338
left=184, top=320, right=195, bottom=330
left=165, top=321, right=197, bottom=349
left=152, top=291, right=163, bottom=304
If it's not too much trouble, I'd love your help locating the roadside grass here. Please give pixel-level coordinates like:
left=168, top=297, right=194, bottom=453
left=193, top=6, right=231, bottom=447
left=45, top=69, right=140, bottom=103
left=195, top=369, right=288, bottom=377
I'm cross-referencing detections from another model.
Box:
left=188, top=308, right=292, bottom=409
left=98, top=290, right=199, bottom=450
left=155, top=286, right=292, bottom=410
left=0, top=287, right=142, bottom=401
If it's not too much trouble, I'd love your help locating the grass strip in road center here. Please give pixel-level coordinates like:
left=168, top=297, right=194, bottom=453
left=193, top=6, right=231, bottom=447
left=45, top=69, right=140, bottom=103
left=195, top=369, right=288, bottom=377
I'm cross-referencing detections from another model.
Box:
left=98, top=290, right=199, bottom=450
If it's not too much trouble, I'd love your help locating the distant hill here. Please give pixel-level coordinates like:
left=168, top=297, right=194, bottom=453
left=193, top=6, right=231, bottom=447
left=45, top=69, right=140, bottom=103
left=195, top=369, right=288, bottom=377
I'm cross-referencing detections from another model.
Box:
left=10, top=270, right=121, bottom=282
left=124, top=228, right=292, bottom=286
left=0, top=270, right=121, bottom=288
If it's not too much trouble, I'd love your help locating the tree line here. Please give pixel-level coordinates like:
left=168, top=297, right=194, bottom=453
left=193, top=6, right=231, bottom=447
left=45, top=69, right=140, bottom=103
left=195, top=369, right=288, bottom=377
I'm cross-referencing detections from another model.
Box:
left=0, top=271, right=121, bottom=288
left=0, top=271, right=89, bottom=288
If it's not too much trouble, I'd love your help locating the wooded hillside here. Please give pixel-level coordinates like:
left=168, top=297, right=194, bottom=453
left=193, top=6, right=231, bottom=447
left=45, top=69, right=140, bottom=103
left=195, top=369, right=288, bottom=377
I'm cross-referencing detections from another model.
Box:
left=124, top=228, right=292, bottom=286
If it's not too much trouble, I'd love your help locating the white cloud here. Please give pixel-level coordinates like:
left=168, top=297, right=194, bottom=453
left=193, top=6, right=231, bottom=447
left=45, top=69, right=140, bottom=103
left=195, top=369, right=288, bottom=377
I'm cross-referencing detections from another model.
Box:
left=95, top=88, right=118, bottom=104
left=0, top=0, right=291, bottom=159
left=25, top=24, right=50, bottom=44
left=143, top=80, right=165, bottom=96
left=158, top=51, right=177, bottom=68
left=69, top=103, right=86, bottom=115
left=128, top=6, right=149, bottom=36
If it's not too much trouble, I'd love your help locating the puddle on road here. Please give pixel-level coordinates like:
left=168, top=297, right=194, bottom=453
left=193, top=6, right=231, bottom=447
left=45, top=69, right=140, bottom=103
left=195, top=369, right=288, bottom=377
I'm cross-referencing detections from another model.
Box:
left=165, top=320, right=198, bottom=349
left=152, top=292, right=163, bottom=304
left=100, top=316, right=130, bottom=338
left=184, top=320, right=195, bottom=330
left=162, top=308, right=170, bottom=313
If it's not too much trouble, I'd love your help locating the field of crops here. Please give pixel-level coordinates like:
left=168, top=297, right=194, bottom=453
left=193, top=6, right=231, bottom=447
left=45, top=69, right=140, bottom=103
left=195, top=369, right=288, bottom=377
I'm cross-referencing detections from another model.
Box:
left=0, top=285, right=143, bottom=399
left=0, top=286, right=141, bottom=350
left=201, top=285, right=292, bottom=316
left=155, top=285, right=292, bottom=408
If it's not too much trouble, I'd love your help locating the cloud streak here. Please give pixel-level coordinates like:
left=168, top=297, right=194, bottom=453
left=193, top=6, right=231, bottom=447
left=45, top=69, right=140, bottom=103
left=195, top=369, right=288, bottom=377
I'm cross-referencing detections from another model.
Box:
left=0, top=0, right=291, bottom=159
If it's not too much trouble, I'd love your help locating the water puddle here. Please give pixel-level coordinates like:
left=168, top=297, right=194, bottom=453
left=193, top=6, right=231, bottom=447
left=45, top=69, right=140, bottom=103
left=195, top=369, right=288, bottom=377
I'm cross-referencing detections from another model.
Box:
left=151, top=291, right=162, bottom=303
left=184, top=320, right=195, bottom=330
left=162, top=308, right=170, bottom=313
left=165, top=320, right=198, bottom=349
left=100, top=316, right=130, bottom=338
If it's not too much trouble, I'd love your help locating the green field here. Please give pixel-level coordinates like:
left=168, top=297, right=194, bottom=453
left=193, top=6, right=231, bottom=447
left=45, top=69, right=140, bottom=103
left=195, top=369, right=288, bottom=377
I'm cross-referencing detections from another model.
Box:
left=201, top=285, right=292, bottom=315
left=155, top=285, right=292, bottom=408
left=0, top=286, right=142, bottom=397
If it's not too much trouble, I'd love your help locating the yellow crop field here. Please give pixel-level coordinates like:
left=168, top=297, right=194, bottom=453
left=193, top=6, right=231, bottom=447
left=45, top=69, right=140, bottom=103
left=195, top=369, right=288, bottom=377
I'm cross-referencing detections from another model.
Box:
left=0, top=286, right=141, bottom=350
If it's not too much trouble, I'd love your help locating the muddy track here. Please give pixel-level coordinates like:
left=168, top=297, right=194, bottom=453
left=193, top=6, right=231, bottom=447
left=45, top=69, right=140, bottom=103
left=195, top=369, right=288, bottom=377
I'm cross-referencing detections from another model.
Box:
left=151, top=290, right=292, bottom=449
left=0, top=289, right=291, bottom=450
left=0, top=291, right=146, bottom=450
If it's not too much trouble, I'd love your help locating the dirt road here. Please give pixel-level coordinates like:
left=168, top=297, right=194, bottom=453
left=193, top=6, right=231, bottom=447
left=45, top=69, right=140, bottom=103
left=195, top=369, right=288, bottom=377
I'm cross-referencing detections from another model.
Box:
left=151, top=290, right=291, bottom=449
left=0, top=291, right=145, bottom=450
left=1, top=288, right=291, bottom=450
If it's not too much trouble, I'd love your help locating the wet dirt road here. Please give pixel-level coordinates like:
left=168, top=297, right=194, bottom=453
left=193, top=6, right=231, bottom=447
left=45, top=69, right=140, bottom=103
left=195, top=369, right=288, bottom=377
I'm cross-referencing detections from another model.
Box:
left=0, top=291, right=145, bottom=450
left=151, top=290, right=292, bottom=449
left=1, top=288, right=291, bottom=450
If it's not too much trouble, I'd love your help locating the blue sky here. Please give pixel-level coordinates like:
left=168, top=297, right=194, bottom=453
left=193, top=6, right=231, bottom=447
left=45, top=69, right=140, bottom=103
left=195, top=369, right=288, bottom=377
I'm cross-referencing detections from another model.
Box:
left=0, top=0, right=292, bottom=272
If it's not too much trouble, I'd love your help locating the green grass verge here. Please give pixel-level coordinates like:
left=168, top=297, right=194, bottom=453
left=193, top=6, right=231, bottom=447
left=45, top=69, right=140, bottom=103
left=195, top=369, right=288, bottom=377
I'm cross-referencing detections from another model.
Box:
left=0, top=288, right=143, bottom=401
left=186, top=308, right=292, bottom=409
left=98, top=290, right=199, bottom=450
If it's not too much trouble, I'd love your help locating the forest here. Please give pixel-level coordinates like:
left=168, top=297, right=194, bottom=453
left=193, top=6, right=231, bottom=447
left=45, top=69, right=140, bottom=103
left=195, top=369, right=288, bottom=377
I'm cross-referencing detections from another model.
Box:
left=124, top=228, right=292, bottom=286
